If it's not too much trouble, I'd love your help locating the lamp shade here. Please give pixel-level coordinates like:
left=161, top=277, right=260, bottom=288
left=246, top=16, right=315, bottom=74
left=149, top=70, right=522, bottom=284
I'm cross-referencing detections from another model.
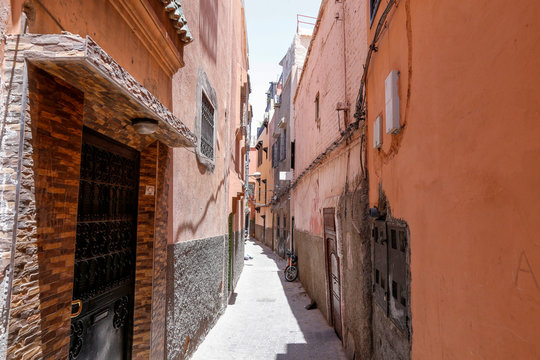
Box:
left=132, top=118, right=158, bottom=135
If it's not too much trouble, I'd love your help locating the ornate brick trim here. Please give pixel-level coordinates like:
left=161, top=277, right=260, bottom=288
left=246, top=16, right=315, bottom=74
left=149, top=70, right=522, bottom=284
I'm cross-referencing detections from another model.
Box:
left=162, top=0, right=194, bottom=44
left=10, top=34, right=197, bottom=149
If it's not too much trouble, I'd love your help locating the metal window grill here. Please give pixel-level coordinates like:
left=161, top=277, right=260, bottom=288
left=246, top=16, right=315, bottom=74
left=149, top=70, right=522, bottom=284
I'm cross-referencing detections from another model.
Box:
left=201, top=93, right=214, bottom=159
left=280, top=131, right=286, bottom=161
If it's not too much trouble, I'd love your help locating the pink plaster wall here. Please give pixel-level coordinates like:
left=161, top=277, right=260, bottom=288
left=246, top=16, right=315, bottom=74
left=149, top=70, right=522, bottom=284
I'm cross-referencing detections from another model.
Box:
left=170, top=0, right=249, bottom=243
left=293, top=0, right=367, bottom=235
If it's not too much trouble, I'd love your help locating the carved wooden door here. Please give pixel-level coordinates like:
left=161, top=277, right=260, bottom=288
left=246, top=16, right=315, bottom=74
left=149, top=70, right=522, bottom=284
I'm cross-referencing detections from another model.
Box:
left=69, top=128, right=139, bottom=360
left=324, top=208, right=342, bottom=340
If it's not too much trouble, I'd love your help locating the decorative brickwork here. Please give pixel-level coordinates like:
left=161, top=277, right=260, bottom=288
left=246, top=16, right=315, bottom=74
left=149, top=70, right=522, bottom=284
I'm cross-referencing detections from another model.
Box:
left=132, top=140, right=170, bottom=359
left=151, top=142, right=169, bottom=360
left=132, top=142, right=157, bottom=358
left=6, top=34, right=196, bottom=150
left=7, top=64, right=84, bottom=359
left=0, top=34, right=187, bottom=359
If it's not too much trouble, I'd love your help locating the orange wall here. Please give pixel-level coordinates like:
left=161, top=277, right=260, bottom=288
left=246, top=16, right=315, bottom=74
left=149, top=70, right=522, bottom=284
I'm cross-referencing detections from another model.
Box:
left=366, top=0, right=540, bottom=358
left=255, top=124, right=273, bottom=229
left=8, top=0, right=173, bottom=107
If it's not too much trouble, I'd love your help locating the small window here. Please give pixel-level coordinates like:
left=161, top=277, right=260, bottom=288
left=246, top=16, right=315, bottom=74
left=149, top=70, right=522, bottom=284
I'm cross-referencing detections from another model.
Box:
left=315, top=92, right=320, bottom=122
left=370, top=0, right=381, bottom=25
left=200, top=92, right=215, bottom=159
left=280, top=130, right=287, bottom=162
left=257, top=147, right=263, bottom=166
left=273, top=136, right=281, bottom=168
left=291, top=141, right=295, bottom=169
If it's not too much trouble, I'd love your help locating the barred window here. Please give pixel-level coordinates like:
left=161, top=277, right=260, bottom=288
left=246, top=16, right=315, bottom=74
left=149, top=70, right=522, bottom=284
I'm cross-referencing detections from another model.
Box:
left=272, top=136, right=281, bottom=168
left=280, top=130, right=286, bottom=162
left=201, top=92, right=214, bottom=159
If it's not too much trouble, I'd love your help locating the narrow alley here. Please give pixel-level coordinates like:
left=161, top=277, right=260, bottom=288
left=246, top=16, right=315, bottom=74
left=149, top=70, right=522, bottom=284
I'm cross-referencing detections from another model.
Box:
left=0, top=0, right=538, bottom=359
left=192, top=240, right=347, bottom=360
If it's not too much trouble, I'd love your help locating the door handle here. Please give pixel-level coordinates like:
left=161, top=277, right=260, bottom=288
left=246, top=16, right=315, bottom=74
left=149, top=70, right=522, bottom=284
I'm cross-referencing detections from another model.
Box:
left=71, top=300, right=82, bottom=318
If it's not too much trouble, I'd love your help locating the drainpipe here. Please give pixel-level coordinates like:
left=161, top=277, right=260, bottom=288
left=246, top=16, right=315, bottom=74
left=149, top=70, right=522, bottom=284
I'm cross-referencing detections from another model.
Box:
left=243, top=88, right=251, bottom=242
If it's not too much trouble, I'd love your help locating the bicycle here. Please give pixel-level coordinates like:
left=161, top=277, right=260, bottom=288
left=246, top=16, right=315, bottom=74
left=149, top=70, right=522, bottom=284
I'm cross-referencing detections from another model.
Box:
left=284, top=250, right=298, bottom=282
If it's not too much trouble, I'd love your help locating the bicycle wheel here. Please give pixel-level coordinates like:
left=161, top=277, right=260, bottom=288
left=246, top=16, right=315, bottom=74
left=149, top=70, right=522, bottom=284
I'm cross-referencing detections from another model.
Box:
left=284, top=265, right=298, bottom=282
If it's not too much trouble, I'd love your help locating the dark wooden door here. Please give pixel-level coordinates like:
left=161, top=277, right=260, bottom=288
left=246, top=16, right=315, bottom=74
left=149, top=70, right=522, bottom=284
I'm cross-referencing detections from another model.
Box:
left=69, top=128, right=139, bottom=360
left=324, top=208, right=342, bottom=340
left=263, top=216, right=266, bottom=244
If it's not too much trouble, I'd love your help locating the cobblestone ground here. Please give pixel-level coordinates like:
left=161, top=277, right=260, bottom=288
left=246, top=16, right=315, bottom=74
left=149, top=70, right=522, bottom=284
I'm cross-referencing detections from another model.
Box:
left=192, top=239, right=347, bottom=360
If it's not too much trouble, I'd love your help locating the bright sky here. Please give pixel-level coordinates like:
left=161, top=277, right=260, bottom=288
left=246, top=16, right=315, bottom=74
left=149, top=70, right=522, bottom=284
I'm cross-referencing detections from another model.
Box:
left=244, top=0, right=322, bottom=139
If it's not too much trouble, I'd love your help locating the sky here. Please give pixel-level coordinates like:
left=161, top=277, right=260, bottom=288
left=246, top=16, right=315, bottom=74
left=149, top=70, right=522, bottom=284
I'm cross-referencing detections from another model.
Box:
left=244, top=0, right=322, bottom=139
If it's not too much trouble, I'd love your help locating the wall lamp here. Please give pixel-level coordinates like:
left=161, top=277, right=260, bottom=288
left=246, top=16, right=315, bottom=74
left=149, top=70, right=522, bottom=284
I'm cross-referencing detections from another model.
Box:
left=248, top=172, right=261, bottom=179
left=132, top=118, right=158, bottom=135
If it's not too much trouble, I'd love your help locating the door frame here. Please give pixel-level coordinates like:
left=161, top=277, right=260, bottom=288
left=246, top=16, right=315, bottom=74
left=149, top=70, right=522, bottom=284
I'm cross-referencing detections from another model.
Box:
left=323, top=207, right=343, bottom=340
left=70, top=127, right=140, bottom=359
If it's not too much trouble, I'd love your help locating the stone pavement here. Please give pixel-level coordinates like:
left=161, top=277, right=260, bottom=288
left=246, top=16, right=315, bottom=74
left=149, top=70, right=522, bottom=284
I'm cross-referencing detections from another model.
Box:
left=192, top=239, right=347, bottom=360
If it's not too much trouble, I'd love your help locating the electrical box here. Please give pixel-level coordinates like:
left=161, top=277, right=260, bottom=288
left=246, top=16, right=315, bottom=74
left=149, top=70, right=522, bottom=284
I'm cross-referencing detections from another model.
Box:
left=374, top=116, right=382, bottom=149
left=279, top=171, right=293, bottom=181
left=385, top=70, right=400, bottom=134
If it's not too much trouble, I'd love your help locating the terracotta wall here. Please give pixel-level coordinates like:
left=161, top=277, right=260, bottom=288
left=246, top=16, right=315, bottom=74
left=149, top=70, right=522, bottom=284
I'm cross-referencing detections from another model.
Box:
left=365, top=0, right=540, bottom=358
left=254, top=124, right=273, bottom=235
left=8, top=0, right=176, bottom=107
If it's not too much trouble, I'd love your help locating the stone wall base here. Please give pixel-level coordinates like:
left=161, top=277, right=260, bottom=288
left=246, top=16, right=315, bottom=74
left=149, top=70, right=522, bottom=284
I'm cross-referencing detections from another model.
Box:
left=166, top=235, right=228, bottom=360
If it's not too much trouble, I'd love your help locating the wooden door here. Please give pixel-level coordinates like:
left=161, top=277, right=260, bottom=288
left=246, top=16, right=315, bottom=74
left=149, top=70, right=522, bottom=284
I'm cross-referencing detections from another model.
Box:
left=70, top=128, right=139, bottom=360
left=324, top=208, right=342, bottom=340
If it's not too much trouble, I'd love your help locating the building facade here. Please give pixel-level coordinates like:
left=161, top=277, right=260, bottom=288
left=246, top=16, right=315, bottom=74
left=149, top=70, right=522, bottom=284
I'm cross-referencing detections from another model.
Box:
left=0, top=0, right=249, bottom=359
left=268, top=32, right=310, bottom=259
left=253, top=82, right=278, bottom=250
left=364, top=0, right=540, bottom=359
left=288, top=0, right=540, bottom=359
left=291, top=0, right=371, bottom=358
left=166, top=0, right=250, bottom=358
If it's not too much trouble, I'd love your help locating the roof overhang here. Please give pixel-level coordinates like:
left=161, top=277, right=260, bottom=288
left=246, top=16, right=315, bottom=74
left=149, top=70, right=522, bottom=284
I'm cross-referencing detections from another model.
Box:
left=16, top=34, right=196, bottom=149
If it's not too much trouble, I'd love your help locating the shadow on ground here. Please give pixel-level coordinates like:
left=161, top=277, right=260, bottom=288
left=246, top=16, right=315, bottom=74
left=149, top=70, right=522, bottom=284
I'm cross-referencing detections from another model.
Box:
left=250, top=239, right=346, bottom=360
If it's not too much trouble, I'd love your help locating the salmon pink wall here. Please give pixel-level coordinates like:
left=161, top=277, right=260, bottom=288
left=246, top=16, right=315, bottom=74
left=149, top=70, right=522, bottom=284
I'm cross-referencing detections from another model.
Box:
left=170, top=0, right=248, bottom=242
left=293, top=0, right=367, bottom=235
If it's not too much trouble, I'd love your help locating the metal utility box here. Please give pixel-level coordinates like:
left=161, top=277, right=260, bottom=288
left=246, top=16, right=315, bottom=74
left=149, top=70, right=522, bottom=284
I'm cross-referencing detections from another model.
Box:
left=385, top=70, right=400, bottom=134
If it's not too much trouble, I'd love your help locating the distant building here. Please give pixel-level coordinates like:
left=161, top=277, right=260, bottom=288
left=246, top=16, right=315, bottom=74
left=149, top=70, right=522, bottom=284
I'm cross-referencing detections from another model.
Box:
left=292, top=0, right=370, bottom=357
left=268, top=32, right=311, bottom=259
left=253, top=82, right=278, bottom=249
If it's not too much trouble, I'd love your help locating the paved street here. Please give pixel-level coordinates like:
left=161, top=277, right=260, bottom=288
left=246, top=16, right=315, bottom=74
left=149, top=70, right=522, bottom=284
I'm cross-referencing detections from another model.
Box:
left=192, top=239, right=347, bottom=360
